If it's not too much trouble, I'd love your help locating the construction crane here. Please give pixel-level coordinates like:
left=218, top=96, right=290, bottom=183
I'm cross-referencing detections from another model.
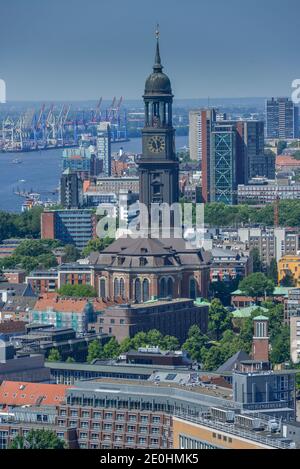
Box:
left=90, top=97, right=102, bottom=124
left=0, top=96, right=128, bottom=151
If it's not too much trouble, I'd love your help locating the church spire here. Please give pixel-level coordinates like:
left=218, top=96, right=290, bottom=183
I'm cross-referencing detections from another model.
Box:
left=153, top=24, right=163, bottom=72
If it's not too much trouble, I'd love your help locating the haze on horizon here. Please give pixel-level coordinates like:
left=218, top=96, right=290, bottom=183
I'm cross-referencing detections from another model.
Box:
left=0, top=0, right=299, bottom=102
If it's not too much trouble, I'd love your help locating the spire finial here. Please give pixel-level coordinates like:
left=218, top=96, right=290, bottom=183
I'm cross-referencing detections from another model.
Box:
left=155, top=23, right=160, bottom=41
left=153, top=23, right=162, bottom=72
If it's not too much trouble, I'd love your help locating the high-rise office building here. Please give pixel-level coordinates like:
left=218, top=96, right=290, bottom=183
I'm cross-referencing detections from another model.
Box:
left=62, top=147, right=102, bottom=178
left=210, top=122, right=237, bottom=204
left=203, top=119, right=274, bottom=204
left=41, top=209, right=97, bottom=250
left=97, top=122, right=112, bottom=176
left=266, top=97, right=299, bottom=139
left=189, top=109, right=224, bottom=164
left=237, top=120, right=275, bottom=180
left=60, top=169, right=83, bottom=209
left=188, top=110, right=202, bottom=162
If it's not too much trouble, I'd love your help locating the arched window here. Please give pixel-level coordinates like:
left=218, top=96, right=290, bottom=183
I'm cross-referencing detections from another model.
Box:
left=159, top=277, right=167, bottom=298
left=99, top=278, right=106, bottom=298
left=114, top=278, right=120, bottom=298
left=167, top=277, right=173, bottom=298
left=135, top=279, right=142, bottom=303
left=119, top=278, right=125, bottom=298
left=142, top=279, right=150, bottom=302
left=189, top=277, right=197, bottom=299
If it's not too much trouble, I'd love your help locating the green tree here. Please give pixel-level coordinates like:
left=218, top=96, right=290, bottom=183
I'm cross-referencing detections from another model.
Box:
left=131, top=332, right=148, bottom=349
left=280, top=270, right=296, bottom=287
left=58, top=284, right=97, bottom=297
left=87, top=340, right=104, bottom=363
left=182, top=325, right=208, bottom=362
left=251, top=248, right=263, bottom=273
left=47, top=348, right=61, bottom=362
left=103, top=337, right=120, bottom=359
left=208, top=299, right=232, bottom=341
left=270, top=325, right=290, bottom=365
left=239, top=273, right=275, bottom=302
left=210, top=277, right=240, bottom=306
left=82, top=237, right=114, bottom=257
left=267, top=258, right=278, bottom=284
left=64, top=244, right=80, bottom=262
left=161, top=335, right=180, bottom=351
left=146, top=329, right=163, bottom=347
left=119, top=337, right=132, bottom=353
left=201, top=346, right=224, bottom=371
left=277, top=140, right=287, bottom=155
left=66, top=356, right=75, bottom=363
left=9, top=429, right=65, bottom=449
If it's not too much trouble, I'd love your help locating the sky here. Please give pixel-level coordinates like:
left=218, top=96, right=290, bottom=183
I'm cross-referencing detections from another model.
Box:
left=1, top=0, right=300, bottom=101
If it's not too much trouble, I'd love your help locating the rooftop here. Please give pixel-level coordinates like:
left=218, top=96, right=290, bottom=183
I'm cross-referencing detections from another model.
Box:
left=33, top=294, right=91, bottom=313
left=232, top=306, right=269, bottom=318
left=0, top=381, right=70, bottom=406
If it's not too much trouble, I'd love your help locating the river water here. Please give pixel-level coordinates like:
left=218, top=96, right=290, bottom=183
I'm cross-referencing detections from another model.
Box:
left=0, top=135, right=188, bottom=212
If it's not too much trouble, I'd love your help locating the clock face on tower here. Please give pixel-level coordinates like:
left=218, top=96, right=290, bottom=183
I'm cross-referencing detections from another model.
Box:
left=147, top=136, right=165, bottom=153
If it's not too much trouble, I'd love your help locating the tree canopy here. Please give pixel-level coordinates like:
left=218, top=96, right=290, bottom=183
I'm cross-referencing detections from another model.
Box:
left=239, top=273, right=275, bottom=301
left=280, top=270, right=296, bottom=287
left=0, top=238, right=60, bottom=273
left=204, top=201, right=300, bottom=227
left=57, top=284, right=97, bottom=297
left=82, top=237, right=114, bottom=257
left=208, top=299, right=232, bottom=341
left=9, top=429, right=65, bottom=449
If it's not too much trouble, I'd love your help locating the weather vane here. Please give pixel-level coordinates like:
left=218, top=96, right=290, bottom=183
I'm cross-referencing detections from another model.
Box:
left=155, top=23, right=160, bottom=40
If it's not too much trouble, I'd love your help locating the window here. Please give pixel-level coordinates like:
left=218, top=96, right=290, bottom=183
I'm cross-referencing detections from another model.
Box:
left=151, top=427, right=159, bottom=434
left=135, top=278, right=141, bottom=303
left=167, top=277, right=173, bottom=297
left=189, top=277, right=197, bottom=299
left=120, top=278, right=125, bottom=298
left=139, top=257, right=148, bottom=266
left=114, top=278, right=120, bottom=298
left=159, top=278, right=167, bottom=298
left=100, top=278, right=106, bottom=298
left=143, top=278, right=150, bottom=302
left=152, top=416, right=160, bottom=424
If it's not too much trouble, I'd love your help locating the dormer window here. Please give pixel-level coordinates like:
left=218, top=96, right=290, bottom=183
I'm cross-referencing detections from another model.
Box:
left=140, top=257, right=148, bottom=266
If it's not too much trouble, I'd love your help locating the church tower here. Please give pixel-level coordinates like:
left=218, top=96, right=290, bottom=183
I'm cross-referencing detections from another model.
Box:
left=138, top=27, right=179, bottom=233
